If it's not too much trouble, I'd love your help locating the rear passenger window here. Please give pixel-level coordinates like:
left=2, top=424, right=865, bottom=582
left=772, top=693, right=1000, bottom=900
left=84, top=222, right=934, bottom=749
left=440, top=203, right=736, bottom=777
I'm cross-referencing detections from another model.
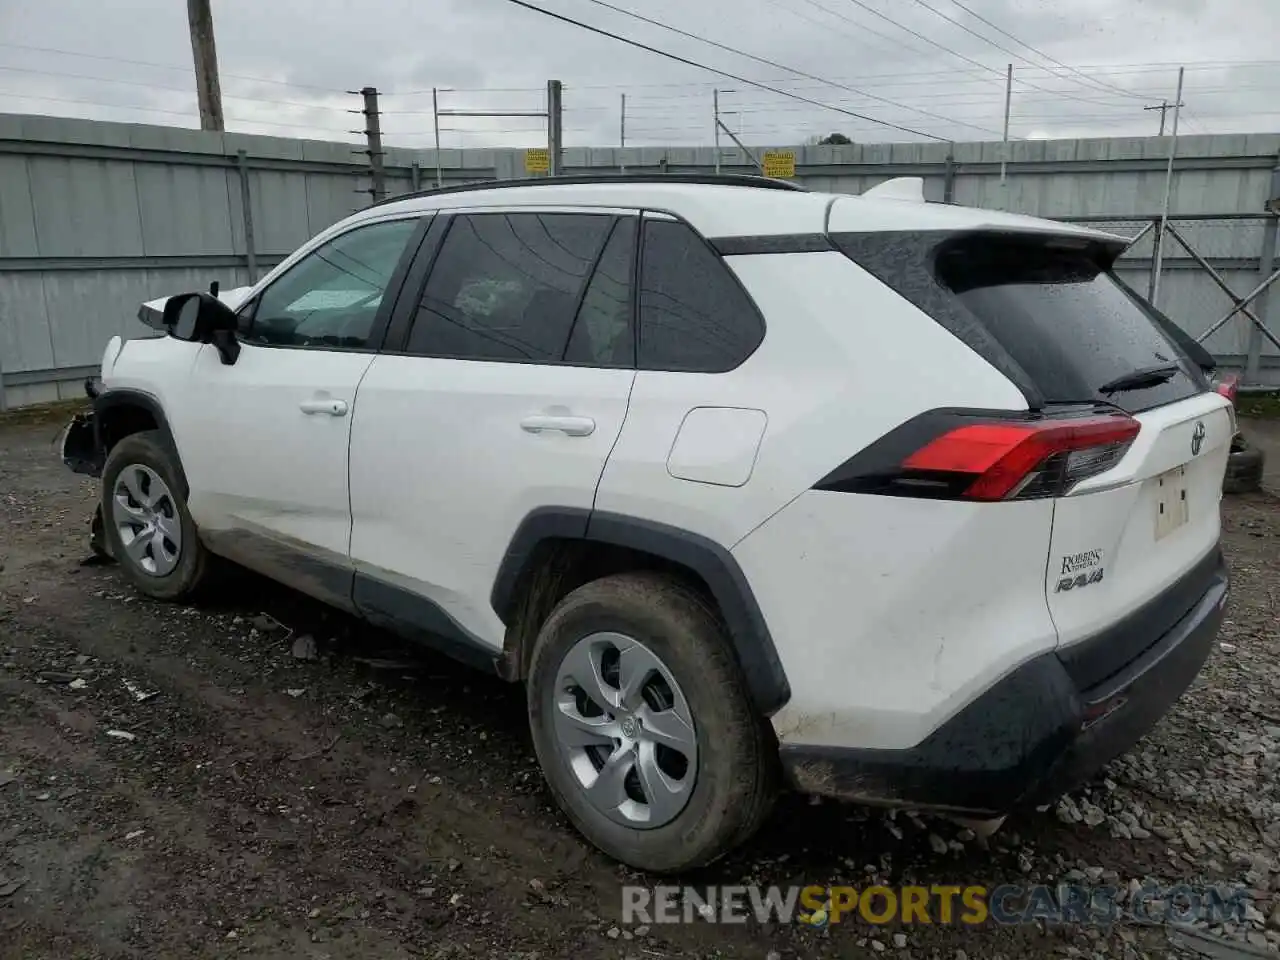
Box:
left=564, top=218, right=636, bottom=367
left=408, top=213, right=613, bottom=363
left=638, top=219, right=764, bottom=372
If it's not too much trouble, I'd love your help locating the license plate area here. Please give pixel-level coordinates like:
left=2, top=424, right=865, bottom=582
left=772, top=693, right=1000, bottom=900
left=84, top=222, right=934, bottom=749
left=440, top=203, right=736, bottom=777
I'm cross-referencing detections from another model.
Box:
left=1154, top=465, right=1189, bottom=539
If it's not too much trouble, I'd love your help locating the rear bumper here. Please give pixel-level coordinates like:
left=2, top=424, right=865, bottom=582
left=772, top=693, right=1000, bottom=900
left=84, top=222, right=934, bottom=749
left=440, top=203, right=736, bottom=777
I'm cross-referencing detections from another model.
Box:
left=779, top=547, right=1228, bottom=813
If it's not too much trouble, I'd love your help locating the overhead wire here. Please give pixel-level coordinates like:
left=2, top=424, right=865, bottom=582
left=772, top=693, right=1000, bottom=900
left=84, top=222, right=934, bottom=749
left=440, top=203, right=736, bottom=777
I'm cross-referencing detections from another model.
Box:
left=925, top=0, right=1155, bottom=98
left=490, top=0, right=954, bottom=140
left=0, top=64, right=351, bottom=112
left=831, top=0, right=1133, bottom=107
left=0, top=41, right=342, bottom=94
left=571, top=0, right=1002, bottom=137
left=904, top=0, right=1148, bottom=101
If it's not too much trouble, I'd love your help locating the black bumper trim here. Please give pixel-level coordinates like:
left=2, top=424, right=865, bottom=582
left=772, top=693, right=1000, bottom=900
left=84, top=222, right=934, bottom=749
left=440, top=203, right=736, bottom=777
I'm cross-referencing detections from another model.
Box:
left=780, top=549, right=1228, bottom=813
left=1056, top=546, right=1223, bottom=691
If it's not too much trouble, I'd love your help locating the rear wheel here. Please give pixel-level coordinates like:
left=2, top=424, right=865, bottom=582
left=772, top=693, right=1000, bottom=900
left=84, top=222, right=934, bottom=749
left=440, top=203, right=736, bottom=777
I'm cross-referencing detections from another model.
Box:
left=527, top=572, right=777, bottom=872
left=101, top=431, right=211, bottom=601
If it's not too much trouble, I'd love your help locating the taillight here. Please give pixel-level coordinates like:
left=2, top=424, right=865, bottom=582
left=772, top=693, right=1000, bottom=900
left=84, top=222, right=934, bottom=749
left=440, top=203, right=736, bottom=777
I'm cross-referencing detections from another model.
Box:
left=903, top=416, right=1140, bottom=500
left=1213, top=373, right=1239, bottom=405
left=815, top=411, right=1140, bottom=501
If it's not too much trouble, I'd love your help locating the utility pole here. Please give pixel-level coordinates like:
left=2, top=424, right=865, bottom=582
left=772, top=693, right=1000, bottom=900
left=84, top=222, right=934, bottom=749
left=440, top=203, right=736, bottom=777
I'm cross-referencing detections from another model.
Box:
left=1151, top=67, right=1185, bottom=309
left=547, top=79, right=563, bottom=176
left=1144, top=98, right=1184, bottom=136
left=1000, top=63, right=1012, bottom=186
left=186, top=0, right=224, bottom=131
left=713, top=89, right=721, bottom=174
left=715, top=114, right=764, bottom=175
left=619, top=93, right=626, bottom=174
left=432, top=88, right=443, bottom=187
left=360, top=87, right=386, bottom=204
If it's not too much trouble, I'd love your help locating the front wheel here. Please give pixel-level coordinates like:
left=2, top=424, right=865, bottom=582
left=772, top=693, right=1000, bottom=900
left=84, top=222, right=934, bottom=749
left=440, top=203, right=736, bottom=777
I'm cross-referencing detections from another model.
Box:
left=527, top=572, right=777, bottom=873
left=101, top=431, right=211, bottom=601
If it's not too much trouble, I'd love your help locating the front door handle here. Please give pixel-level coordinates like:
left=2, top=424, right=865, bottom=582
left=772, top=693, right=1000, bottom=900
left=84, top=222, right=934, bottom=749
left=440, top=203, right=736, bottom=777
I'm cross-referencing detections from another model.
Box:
left=520, top=414, right=596, bottom=437
left=299, top=398, right=349, bottom=417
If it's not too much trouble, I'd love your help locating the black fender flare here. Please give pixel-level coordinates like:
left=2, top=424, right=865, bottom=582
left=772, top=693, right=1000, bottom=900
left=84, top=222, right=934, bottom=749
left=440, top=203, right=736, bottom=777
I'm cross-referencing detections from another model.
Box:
left=491, top=508, right=791, bottom=716
left=93, top=389, right=189, bottom=493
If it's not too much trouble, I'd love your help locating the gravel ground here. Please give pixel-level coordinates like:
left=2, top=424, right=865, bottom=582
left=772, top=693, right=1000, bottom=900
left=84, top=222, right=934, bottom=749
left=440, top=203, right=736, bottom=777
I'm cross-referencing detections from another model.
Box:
left=2, top=409, right=1279, bottom=960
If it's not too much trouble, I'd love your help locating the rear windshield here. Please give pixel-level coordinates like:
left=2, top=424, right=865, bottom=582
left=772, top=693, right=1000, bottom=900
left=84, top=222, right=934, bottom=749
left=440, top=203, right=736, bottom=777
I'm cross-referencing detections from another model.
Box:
left=834, top=231, right=1208, bottom=413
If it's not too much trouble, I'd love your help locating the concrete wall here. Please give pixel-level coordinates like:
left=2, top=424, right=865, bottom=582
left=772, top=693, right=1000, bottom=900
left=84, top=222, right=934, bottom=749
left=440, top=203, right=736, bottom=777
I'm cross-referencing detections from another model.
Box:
left=1, top=113, right=1277, bottom=406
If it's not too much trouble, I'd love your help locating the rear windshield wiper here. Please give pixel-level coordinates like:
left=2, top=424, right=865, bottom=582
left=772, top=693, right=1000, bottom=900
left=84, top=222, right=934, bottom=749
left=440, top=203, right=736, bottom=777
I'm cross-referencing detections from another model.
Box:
left=1098, top=363, right=1180, bottom=395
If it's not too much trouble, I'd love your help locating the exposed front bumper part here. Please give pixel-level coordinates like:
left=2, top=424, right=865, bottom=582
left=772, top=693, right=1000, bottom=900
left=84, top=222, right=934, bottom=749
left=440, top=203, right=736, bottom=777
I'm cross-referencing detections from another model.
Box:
left=61, top=409, right=103, bottom=477
left=779, top=548, right=1229, bottom=813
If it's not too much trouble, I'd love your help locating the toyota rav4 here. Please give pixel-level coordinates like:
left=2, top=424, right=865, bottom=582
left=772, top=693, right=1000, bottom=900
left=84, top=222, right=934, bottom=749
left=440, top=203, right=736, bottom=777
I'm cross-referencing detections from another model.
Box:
left=60, top=173, right=1233, bottom=872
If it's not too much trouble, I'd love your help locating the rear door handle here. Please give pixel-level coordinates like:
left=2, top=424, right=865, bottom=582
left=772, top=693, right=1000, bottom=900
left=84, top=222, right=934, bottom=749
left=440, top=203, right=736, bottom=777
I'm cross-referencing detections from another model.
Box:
left=520, top=415, right=596, bottom=437
left=299, top=398, right=349, bottom=417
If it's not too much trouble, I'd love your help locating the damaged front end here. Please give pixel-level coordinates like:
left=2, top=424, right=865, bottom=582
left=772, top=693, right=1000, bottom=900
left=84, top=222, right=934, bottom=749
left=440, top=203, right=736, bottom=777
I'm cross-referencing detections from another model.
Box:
left=60, top=378, right=114, bottom=562
left=61, top=377, right=105, bottom=478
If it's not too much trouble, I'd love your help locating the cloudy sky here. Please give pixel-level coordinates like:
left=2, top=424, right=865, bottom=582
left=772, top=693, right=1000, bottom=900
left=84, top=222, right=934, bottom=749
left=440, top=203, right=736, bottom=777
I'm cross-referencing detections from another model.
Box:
left=0, top=0, right=1277, bottom=149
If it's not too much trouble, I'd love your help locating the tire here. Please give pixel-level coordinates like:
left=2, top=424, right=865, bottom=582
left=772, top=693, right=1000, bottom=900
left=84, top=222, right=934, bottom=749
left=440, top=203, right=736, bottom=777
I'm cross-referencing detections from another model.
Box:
left=100, top=430, right=211, bottom=601
left=527, top=571, right=777, bottom=873
left=1224, top=432, right=1265, bottom=495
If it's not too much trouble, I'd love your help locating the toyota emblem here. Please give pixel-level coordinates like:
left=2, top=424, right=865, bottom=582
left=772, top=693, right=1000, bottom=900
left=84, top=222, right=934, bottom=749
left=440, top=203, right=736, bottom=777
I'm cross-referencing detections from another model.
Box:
left=1191, top=421, right=1206, bottom=456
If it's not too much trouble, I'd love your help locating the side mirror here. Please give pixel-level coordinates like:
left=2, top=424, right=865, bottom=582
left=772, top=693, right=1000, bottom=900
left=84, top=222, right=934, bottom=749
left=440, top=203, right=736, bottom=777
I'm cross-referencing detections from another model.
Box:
left=162, top=292, right=241, bottom=366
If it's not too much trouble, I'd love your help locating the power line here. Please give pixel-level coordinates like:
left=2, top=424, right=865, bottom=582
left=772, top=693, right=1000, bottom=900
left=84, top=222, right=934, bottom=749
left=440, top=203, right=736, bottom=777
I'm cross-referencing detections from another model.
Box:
left=782, top=0, right=942, bottom=69
left=0, top=41, right=341, bottom=94
left=491, top=0, right=952, bottom=140
left=941, top=0, right=1154, bottom=99
left=385, top=59, right=1280, bottom=98
left=906, top=0, right=1147, bottom=101
left=833, top=0, right=1128, bottom=107
left=574, top=0, right=1002, bottom=136
left=0, top=91, right=356, bottom=134
left=0, top=65, right=349, bottom=112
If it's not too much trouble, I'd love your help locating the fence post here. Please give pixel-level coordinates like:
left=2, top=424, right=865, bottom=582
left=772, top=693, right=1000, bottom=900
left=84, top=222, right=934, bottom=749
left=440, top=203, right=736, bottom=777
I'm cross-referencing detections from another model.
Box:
left=1246, top=207, right=1279, bottom=385
left=547, top=79, right=563, bottom=176
left=236, top=149, right=258, bottom=283
left=943, top=149, right=956, bottom=204
left=361, top=87, right=387, bottom=203
left=1147, top=216, right=1162, bottom=303
left=411, top=159, right=421, bottom=193
left=0, top=348, right=7, bottom=413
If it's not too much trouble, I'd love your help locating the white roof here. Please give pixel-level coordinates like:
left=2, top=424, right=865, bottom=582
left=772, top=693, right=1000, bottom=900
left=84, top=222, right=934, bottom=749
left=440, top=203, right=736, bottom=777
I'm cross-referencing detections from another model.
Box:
left=345, top=180, right=1120, bottom=244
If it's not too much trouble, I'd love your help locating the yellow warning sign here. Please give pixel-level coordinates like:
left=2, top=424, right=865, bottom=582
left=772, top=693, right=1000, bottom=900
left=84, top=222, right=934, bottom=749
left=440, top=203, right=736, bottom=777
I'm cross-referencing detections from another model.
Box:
left=762, top=150, right=796, bottom=179
left=524, top=148, right=550, bottom=174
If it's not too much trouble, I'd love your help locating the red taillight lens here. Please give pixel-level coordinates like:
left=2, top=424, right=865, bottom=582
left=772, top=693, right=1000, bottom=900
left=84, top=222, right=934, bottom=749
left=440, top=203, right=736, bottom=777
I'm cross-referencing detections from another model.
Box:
left=902, top=415, right=1140, bottom=501
left=1214, top=373, right=1239, bottom=405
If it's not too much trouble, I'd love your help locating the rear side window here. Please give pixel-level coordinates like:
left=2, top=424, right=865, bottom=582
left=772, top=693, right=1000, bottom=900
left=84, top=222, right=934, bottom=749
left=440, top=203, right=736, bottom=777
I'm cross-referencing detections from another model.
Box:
left=638, top=219, right=764, bottom=373
left=408, top=212, right=614, bottom=363
left=835, top=231, right=1207, bottom=412
left=564, top=218, right=636, bottom=367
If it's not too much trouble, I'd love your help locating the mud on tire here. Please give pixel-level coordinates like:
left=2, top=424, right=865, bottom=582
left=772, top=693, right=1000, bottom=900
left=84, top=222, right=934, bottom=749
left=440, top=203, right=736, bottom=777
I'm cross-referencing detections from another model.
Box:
left=526, top=571, right=777, bottom=873
left=100, top=430, right=212, bottom=601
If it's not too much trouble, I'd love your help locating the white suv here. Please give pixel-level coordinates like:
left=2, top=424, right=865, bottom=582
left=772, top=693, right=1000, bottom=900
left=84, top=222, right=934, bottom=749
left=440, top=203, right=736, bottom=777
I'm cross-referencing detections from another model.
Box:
left=61, top=174, right=1233, bottom=872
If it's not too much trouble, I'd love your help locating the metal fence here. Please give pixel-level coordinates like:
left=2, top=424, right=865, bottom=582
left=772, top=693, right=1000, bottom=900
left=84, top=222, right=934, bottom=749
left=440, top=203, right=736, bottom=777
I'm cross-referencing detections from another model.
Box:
left=1061, top=213, right=1280, bottom=384
left=1, top=113, right=1278, bottom=408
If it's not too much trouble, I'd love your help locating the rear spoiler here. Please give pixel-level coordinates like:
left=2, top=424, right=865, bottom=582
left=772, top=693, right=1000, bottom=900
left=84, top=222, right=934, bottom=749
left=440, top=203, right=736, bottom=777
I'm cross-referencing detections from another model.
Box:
left=137, top=286, right=254, bottom=331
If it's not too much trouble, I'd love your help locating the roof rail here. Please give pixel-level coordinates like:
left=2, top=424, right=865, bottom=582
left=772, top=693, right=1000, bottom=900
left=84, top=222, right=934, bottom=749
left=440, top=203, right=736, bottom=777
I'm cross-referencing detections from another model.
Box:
left=371, top=172, right=807, bottom=208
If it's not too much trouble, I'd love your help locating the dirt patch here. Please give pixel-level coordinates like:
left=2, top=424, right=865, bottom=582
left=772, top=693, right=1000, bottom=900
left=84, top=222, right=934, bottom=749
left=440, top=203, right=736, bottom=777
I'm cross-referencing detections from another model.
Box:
left=3, top=418, right=1280, bottom=959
